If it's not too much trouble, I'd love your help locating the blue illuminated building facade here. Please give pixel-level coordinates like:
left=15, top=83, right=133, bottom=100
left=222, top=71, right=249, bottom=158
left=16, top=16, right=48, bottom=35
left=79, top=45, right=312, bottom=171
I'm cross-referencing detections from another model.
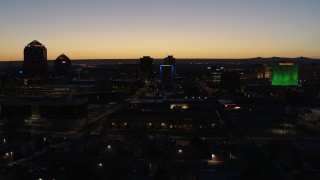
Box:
left=160, top=65, right=175, bottom=89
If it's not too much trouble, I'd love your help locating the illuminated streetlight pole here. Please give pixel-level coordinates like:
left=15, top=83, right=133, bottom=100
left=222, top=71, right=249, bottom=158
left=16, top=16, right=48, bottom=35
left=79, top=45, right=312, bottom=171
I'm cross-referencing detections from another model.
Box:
left=211, top=154, right=215, bottom=161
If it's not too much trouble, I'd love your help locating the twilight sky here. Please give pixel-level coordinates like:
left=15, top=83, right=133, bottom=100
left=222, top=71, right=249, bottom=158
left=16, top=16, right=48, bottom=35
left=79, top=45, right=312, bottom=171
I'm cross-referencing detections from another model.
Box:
left=0, top=0, right=319, bottom=60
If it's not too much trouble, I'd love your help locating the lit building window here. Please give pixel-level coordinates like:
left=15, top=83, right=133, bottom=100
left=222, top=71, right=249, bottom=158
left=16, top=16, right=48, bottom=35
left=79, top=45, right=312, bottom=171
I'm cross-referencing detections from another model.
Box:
left=170, top=104, right=189, bottom=110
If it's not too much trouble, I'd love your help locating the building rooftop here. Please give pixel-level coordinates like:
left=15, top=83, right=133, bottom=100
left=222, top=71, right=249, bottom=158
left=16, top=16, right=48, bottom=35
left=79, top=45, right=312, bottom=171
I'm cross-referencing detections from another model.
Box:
left=0, top=95, right=88, bottom=105
left=56, top=54, right=70, bottom=60
left=111, top=109, right=221, bottom=120
left=26, top=40, right=45, bottom=47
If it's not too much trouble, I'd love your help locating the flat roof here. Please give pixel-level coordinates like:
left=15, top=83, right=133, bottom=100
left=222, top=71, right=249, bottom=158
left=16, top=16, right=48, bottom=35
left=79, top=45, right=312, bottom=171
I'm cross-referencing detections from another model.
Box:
left=0, top=96, right=88, bottom=106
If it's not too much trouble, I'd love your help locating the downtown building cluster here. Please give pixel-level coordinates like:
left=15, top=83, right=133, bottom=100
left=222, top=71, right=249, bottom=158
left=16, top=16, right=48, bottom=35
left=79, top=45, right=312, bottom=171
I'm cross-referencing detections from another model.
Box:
left=0, top=40, right=320, bottom=179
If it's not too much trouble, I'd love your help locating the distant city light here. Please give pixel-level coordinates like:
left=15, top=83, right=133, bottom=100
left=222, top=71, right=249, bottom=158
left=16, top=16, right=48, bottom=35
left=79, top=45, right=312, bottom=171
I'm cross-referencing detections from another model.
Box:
left=170, top=104, right=189, bottom=110
left=211, top=154, right=215, bottom=160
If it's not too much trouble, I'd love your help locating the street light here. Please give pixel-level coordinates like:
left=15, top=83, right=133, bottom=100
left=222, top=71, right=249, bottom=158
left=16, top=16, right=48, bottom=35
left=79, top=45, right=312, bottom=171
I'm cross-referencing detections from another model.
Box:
left=98, top=163, right=103, bottom=167
left=178, top=149, right=182, bottom=154
left=211, top=154, right=215, bottom=161
left=229, top=153, right=232, bottom=160
left=107, top=145, right=111, bottom=150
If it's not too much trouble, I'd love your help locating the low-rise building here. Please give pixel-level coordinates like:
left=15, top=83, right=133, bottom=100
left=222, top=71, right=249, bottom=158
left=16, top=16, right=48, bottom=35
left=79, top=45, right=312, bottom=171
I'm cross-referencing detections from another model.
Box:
left=0, top=96, right=88, bottom=132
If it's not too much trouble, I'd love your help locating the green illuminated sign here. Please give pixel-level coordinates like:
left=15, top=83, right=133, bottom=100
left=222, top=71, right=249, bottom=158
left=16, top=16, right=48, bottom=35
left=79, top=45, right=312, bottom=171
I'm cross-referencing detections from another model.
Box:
left=272, top=63, right=298, bottom=86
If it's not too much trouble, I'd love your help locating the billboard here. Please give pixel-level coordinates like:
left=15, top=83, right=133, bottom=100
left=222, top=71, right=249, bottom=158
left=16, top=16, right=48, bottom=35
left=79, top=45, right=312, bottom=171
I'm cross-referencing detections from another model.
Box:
left=271, top=62, right=298, bottom=86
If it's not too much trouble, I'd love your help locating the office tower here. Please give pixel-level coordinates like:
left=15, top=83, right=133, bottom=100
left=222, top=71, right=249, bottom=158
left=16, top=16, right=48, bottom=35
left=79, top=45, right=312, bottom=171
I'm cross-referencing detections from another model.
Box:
left=164, top=55, right=175, bottom=66
left=252, top=64, right=272, bottom=79
left=298, top=63, right=320, bottom=82
left=164, top=55, right=176, bottom=76
left=22, top=40, right=47, bottom=76
left=55, top=54, right=71, bottom=75
left=139, top=56, right=154, bottom=82
left=272, top=62, right=298, bottom=86
left=211, top=66, right=224, bottom=90
left=160, top=65, right=174, bottom=89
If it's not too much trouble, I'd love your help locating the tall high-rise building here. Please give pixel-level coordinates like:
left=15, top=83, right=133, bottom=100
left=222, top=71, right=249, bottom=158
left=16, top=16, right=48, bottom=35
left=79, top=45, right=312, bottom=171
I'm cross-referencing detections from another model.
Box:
left=164, top=55, right=176, bottom=76
left=55, top=54, right=71, bottom=75
left=252, top=64, right=272, bottom=79
left=272, top=62, right=298, bottom=86
left=139, top=56, right=153, bottom=82
left=299, top=63, right=320, bottom=82
left=164, top=55, right=175, bottom=66
left=211, top=66, right=224, bottom=90
left=160, top=65, right=174, bottom=89
left=22, top=40, right=47, bottom=76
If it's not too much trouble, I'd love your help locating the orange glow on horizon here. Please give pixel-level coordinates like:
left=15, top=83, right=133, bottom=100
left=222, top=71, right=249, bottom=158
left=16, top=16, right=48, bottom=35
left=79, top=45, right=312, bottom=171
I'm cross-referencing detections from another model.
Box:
left=1, top=1, right=319, bottom=61
left=1, top=40, right=319, bottom=61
